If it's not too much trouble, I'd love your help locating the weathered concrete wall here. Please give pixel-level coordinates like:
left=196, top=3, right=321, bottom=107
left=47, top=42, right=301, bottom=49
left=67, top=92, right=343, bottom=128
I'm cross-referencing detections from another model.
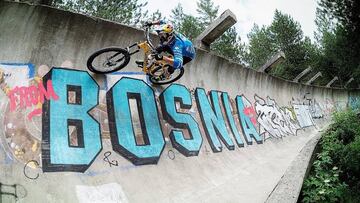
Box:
left=0, top=1, right=359, bottom=203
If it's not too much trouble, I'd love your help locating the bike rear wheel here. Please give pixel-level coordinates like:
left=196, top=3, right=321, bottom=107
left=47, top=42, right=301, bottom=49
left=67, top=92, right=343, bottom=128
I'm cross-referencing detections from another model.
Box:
left=87, top=47, right=130, bottom=74
left=149, top=65, right=184, bottom=85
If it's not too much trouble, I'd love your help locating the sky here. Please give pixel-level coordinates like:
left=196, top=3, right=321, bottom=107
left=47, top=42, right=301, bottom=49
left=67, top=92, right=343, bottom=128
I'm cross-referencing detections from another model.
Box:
left=141, top=0, right=318, bottom=43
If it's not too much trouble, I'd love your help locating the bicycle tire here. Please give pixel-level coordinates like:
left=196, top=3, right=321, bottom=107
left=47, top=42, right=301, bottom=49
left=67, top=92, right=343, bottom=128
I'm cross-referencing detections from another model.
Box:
left=149, top=65, right=184, bottom=85
left=87, top=47, right=130, bottom=74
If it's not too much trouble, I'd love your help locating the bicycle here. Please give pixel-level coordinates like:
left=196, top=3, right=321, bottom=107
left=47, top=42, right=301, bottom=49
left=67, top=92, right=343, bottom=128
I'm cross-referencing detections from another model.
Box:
left=86, top=25, right=184, bottom=85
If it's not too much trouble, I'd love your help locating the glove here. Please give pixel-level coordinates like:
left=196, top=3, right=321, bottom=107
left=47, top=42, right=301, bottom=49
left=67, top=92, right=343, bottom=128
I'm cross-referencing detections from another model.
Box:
left=145, top=20, right=153, bottom=27
left=154, top=54, right=163, bottom=60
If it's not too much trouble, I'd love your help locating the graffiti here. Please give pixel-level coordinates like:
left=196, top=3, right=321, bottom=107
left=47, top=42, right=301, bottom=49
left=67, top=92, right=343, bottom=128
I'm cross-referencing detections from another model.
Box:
left=0, top=66, right=343, bottom=173
left=222, top=93, right=245, bottom=147
left=42, top=68, right=102, bottom=172
left=107, top=77, right=165, bottom=165
left=293, top=104, right=315, bottom=128
left=195, top=89, right=235, bottom=152
left=309, top=99, right=324, bottom=119
left=0, top=63, right=35, bottom=90
left=23, top=160, right=40, bottom=180
left=7, top=79, right=59, bottom=120
left=167, top=150, right=175, bottom=160
left=0, top=63, right=62, bottom=168
left=0, top=182, right=27, bottom=202
left=324, top=98, right=335, bottom=114
left=296, top=92, right=325, bottom=119
left=236, top=95, right=263, bottom=145
left=349, top=96, right=360, bottom=110
left=105, top=72, right=150, bottom=90
left=91, top=102, right=110, bottom=139
left=160, top=84, right=202, bottom=156
left=103, top=151, right=119, bottom=167
left=39, top=69, right=265, bottom=171
left=244, top=106, right=257, bottom=126
left=254, top=95, right=300, bottom=140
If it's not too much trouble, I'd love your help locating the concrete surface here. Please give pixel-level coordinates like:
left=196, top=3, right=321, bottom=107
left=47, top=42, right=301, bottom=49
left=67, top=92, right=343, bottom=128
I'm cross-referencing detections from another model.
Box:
left=265, top=126, right=325, bottom=203
left=257, top=51, right=285, bottom=73
left=195, top=9, right=237, bottom=51
left=306, top=72, right=322, bottom=85
left=0, top=1, right=359, bottom=203
left=293, top=67, right=312, bottom=83
left=326, top=76, right=339, bottom=88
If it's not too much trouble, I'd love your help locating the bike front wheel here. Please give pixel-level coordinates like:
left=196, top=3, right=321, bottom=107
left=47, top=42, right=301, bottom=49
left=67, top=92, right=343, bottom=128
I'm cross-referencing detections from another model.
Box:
left=149, top=65, right=184, bottom=85
left=87, top=47, right=131, bottom=74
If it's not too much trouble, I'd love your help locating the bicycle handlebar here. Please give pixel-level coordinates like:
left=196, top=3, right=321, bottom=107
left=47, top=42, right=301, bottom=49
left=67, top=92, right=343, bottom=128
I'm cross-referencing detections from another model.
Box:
left=144, top=26, right=155, bottom=50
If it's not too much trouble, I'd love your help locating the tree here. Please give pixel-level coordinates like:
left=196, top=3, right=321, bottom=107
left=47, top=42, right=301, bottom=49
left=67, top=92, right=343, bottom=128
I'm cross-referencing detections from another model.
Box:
left=212, top=27, right=246, bottom=63
left=196, top=0, right=246, bottom=63
left=315, top=0, right=360, bottom=87
left=246, top=24, right=275, bottom=68
left=246, top=10, right=319, bottom=80
left=53, top=0, right=148, bottom=26
left=149, top=10, right=162, bottom=22
left=15, top=0, right=54, bottom=5
left=318, top=0, right=360, bottom=33
left=170, top=4, right=203, bottom=41
left=196, top=0, right=219, bottom=26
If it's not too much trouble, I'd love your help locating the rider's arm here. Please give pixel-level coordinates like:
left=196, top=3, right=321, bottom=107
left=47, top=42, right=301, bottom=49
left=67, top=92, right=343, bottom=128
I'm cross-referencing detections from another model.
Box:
left=163, top=41, right=183, bottom=69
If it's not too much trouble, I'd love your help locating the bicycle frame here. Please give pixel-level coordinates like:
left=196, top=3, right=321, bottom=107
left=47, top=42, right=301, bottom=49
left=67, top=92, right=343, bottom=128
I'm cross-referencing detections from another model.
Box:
left=125, top=27, right=168, bottom=75
left=87, top=26, right=183, bottom=84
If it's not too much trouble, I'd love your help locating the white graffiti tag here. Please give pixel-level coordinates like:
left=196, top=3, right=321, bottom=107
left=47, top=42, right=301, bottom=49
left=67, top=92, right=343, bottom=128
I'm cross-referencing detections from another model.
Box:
left=310, top=100, right=324, bottom=119
left=254, top=95, right=300, bottom=139
left=293, top=104, right=315, bottom=128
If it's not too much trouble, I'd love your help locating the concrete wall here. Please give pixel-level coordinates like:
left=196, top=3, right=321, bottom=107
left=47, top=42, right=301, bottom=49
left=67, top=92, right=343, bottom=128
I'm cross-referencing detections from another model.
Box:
left=0, top=2, right=359, bottom=202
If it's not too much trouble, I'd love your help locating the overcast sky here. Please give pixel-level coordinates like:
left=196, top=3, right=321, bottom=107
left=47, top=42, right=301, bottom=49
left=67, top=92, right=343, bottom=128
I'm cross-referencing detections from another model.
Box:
left=142, top=0, right=318, bottom=43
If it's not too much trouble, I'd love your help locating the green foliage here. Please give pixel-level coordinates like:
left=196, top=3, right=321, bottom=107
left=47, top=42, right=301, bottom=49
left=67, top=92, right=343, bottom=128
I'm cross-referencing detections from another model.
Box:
left=317, top=0, right=360, bottom=32
left=314, top=0, right=360, bottom=86
left=246, top=25, right=275, bottom=68
left=170, top=4, right=203, bottom=41
left=246, top=10, right=319, bottom=79
left=196, top=0, right=218, bottom=26
left=302, top=165, right=347, bottom=203
left=53, top=0, right=148, bottom=26
left=301, top=110, right=360, bottom=202
left=149, top=10, right=163, bottom=22
left=170, top=0, right=245, bottom=63
left=212, top=27, right=246, bottom=63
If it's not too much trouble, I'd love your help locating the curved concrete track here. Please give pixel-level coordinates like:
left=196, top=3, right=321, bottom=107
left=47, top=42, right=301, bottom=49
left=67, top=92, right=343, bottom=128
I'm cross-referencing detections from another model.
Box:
left=0, top=2, right=359, bottom=202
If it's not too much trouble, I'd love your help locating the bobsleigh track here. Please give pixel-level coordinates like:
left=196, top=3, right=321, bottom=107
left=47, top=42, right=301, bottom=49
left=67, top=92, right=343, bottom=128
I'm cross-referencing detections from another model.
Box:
left=0, top=1, right=360, bottom=203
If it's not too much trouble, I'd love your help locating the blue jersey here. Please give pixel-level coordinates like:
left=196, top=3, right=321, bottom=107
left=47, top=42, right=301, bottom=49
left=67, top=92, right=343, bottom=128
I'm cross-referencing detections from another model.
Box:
left=157, top=20, right=196, bottom=69
left=167, top=33, right=196, bottom=69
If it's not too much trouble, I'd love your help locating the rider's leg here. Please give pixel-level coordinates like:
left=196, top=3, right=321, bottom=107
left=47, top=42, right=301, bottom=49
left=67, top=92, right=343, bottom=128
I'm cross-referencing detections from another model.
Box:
left=166, top=56, right=191, bottom=75
left=136, top=45, right=166, bottom=68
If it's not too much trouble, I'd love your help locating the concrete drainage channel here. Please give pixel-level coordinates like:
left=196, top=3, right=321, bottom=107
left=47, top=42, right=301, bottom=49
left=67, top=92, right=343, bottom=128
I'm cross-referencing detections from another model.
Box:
left=265, top=125, right=328, bottom=203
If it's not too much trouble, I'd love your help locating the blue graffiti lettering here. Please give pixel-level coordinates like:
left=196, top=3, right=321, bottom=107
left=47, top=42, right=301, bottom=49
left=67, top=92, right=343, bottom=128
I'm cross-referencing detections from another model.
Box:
left=160, top=84, right=202, bottom=156
left=42, top=68, right=102, bottom=172
left=195, top=89, right=235, bottom=152
left=236, top=95, right=263, bottom=145
left=107, top=77, right=165, bottom=165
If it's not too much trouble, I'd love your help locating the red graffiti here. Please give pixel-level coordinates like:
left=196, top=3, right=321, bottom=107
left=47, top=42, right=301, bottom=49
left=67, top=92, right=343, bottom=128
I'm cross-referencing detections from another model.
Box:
left=243, top=106, right=257, bottom=125
left=7, top=80, right=59, bottom=120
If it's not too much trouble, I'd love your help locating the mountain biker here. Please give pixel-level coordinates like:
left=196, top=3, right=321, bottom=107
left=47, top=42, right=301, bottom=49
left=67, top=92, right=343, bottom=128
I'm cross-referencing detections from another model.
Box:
left=136, top=20, right=196, bottom=80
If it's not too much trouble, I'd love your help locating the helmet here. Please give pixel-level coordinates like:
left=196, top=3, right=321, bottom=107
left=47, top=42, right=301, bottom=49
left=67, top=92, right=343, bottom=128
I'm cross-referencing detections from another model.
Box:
left=155, top=23, right=174, bottom=43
